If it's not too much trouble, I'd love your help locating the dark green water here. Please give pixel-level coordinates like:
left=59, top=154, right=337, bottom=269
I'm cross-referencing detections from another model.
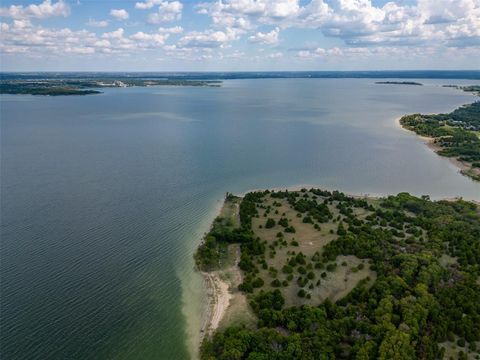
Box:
left=1, top=79, right=479, bottom=359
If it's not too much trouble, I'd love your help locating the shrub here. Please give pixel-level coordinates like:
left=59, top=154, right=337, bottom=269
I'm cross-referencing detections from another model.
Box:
left=303, top=216, right=313, bottom=224
left=271, top=279, right=281, bottom=287
left=285, top=226, right=296, bottom=233
left=326, top=263, right=337, bottom=272
left=252, top=278, right=264, bottom=288
left=265, top=218, right=276, bottom=229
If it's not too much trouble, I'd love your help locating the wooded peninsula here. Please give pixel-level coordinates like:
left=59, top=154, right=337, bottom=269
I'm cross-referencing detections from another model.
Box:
left=195, top=189, right=480, bottom=360
left=400, top=87, right=480, bottom=181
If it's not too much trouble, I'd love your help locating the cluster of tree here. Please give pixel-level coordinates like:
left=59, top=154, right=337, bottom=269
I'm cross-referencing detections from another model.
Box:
left=200, top=190, right=480, bottom=360
left=195, top=193, right=264, bottom=271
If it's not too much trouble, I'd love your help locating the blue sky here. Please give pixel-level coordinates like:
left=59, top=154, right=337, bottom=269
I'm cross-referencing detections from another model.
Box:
left=0, top=0, right=479, bottom=71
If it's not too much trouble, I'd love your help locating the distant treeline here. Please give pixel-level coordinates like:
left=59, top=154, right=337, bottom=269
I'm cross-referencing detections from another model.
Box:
left=0, top=78, right=221, bottom=96
left=2, top=70, right=480, bottom=81
left=375, top=81, right=423, bottom=86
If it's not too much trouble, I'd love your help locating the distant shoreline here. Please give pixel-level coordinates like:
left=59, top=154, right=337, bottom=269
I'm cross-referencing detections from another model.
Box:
left=2, top=70, right=480, bottom=81
left=0, top=78, right=221, bottom=96
left=375, top=81, right=423, bottom=85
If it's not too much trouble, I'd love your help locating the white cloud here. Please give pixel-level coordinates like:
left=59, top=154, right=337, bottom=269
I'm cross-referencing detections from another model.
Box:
left=130, top=31, right=169, bottom=45
left=0, top=21, right=100, bottom=55
left=102, top=28, right=125, bottom=39
left=197, top=0, right=301, bottom=29
left=197, top=0, right=480, bottom=48
left=0, top=0, right=70, bottom=19
left=294, top=45, right=440, bottom=60
left=86, top=18, right=109, bottom=28
left=249, top=27, right=279, bottom=44
left=110, top=9, right=129, bottom=21
left=135, top=0, right=164, bottom=10
left=1, top=0, right=479, bottom=67
left=179, top=28, right=239, bottom=48
left=0, top=21, right=176, bottom=57
left=147, top=1, right=183, bottom=24
left=158, top=26, right=184, bottom=34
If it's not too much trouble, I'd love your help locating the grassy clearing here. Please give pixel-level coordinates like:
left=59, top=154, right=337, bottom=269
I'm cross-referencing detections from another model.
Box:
left=438, top=335, right=480, bottom=359
left=249, top=191, right=377, bottom=306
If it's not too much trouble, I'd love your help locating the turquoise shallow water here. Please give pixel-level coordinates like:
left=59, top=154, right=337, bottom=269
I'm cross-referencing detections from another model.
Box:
left=1, top=78, right=479, bottom=360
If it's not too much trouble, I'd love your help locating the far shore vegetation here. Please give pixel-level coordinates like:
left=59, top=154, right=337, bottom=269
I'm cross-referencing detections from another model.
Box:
left=196, top=188, right=480, bottom=360
left=375, top=81, right=423, bottom=86
left=0, top=78, right=222, bottom=96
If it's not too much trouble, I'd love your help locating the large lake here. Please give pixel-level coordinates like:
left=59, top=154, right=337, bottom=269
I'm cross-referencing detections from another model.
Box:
left=1, top=78, right=479, bottom=359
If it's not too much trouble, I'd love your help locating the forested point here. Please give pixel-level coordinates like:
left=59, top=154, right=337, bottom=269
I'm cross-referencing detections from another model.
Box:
left=400, top=100, right=480, bottom=181
left=196, top=189, right=480, bottom=360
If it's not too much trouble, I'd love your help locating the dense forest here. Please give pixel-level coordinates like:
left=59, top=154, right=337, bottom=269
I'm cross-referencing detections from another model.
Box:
left=197, top=189, right=480, bottom=360
left=400, top=101, right=480, bottom=181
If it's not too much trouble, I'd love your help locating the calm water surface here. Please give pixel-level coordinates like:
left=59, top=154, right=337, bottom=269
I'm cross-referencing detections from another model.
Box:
left=1, top=79, right=479, bottom=359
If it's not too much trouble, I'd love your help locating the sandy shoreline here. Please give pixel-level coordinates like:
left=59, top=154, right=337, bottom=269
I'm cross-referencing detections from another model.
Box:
left=199, top=270, right=232, bottom=340
left=197, top=200, right=243, bottom=345
left=394, top=117, right=479, bottom=179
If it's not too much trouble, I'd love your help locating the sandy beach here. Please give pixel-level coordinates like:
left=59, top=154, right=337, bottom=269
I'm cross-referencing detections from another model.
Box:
left=198, top=199, right=247, bottom=343
left=200, top=270, right=232, bottom=338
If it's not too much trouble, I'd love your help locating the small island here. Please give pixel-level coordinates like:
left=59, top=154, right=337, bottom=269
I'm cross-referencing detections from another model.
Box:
left=0, top=78, right=222, bottom=96
left=443, top=85, right=480, bottom=95
left=196, top=189, right=480, bottom=360
left=399, top=96, right=480, bottom=181
left=375, top=81, right=423, bottom=86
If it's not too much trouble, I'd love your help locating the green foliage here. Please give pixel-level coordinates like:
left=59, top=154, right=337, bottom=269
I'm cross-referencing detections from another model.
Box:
left=265, top=218, right=276, bottom=229
left=201, top=190, right=480, bottom=360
